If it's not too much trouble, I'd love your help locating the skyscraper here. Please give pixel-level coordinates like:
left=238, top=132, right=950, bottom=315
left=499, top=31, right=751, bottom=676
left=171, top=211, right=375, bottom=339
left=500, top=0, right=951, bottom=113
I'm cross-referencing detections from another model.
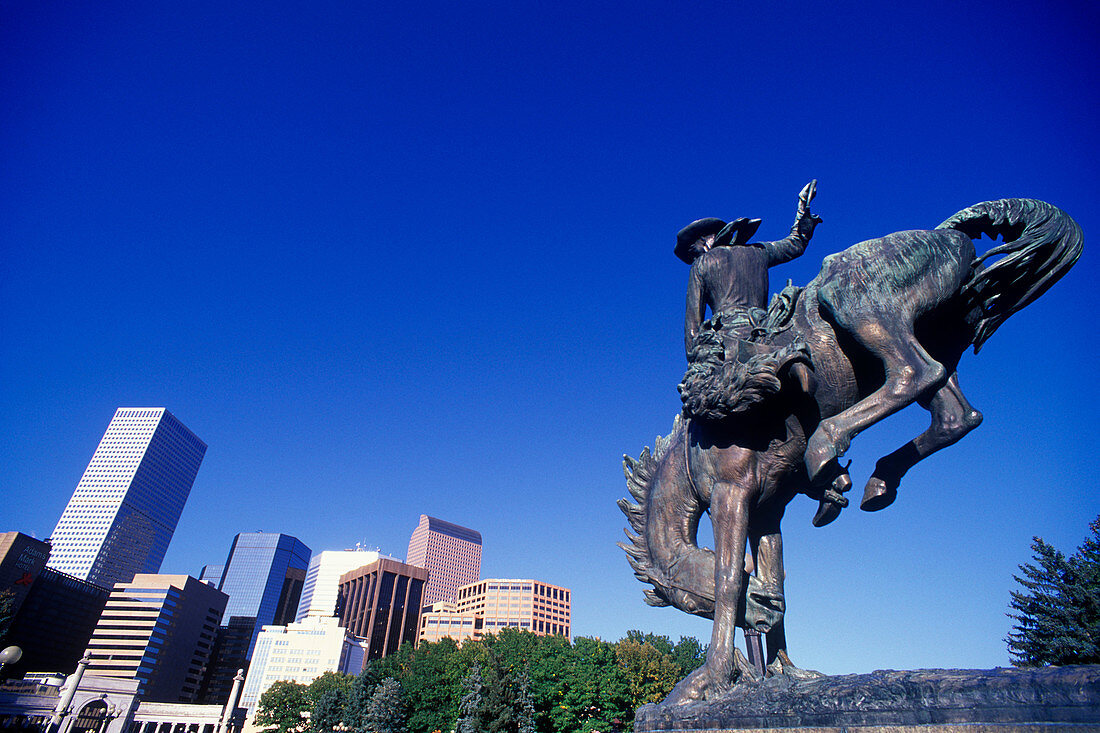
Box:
left=47, top=408, right=207, bottom=588
left=295, top=549, right=390, bottom=621
left=406, top=515, right=481, bottom=606
left=199, top=532, right=311, bottom=703
left=336, top=557, right=427, bottom=660
left=85, top=574, right=227, bottom=702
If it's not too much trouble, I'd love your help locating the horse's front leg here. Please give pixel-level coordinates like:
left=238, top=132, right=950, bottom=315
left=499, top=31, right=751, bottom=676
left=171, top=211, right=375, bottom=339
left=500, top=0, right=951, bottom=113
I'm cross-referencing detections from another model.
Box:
left=806, top=323, right=947, bottom=482
left=666, top=481, right=752, bottom=703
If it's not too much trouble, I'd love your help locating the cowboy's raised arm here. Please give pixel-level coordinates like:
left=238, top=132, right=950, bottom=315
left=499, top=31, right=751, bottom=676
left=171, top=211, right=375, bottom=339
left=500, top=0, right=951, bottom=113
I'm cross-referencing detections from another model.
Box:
left=762, top=180, right=822, bottom=266
left=684, top=263, right=707, bottom=359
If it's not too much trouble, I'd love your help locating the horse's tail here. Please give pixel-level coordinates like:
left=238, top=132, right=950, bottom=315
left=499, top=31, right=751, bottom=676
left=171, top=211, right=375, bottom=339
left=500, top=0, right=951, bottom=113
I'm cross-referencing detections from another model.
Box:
left=618, top=415, right=716, bottom=619
left=936, top=198, right=1082, bottom=352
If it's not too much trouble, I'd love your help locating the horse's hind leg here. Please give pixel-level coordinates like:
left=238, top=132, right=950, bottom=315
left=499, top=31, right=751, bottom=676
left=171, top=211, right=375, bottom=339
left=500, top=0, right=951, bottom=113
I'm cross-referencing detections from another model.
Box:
left=862, top=371, right=983, bottom=510
left=806, top=316, right=947, bottom=482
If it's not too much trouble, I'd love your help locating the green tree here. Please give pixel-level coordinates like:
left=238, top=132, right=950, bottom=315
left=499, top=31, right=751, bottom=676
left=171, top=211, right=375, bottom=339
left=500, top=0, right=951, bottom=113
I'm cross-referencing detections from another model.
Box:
left=254, top=681, right=311, bottom=733
left=623, top=631, right=672, bottom=656
left=1007, top=515, right=1100, bottom=666
left=514, top=666, right=536, bottom=733
left=382, top=638, right=464, bottom=733
left=551, top=637, right=630, bottom=733
left=669, top=636, right=706, bottom=677
left=365, top=677, right=407, bottom=733
left=307, top=671, right=351, bottom=732
left=308, top=671, right=352, bottom=706
left=615, top=639, right=681, bottom=709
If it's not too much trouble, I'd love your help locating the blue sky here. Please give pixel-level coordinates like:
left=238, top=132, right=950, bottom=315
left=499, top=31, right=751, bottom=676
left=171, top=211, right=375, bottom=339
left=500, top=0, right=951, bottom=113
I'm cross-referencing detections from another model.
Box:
left=3, top=1, right=1097, bottom=675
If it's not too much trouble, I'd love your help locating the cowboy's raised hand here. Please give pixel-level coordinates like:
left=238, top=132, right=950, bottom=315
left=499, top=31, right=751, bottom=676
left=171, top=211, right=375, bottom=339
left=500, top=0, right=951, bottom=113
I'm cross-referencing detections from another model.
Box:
left=798, top=179, right=817, bottom=209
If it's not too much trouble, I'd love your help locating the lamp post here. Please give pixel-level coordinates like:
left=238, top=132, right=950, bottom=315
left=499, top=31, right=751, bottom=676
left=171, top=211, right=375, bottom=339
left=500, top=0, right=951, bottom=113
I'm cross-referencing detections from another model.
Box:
left=217, top=669, right=245, bottom=733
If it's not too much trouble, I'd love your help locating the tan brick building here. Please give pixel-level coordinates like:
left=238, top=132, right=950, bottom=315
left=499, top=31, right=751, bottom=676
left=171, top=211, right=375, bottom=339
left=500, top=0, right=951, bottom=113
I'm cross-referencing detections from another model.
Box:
left=419, top=578, right=571, bottom=644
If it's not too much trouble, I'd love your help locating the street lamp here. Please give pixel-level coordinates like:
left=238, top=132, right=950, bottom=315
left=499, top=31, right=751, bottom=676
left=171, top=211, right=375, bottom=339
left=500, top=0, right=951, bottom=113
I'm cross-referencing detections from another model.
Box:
left=0, top=645, right=23, bottom=677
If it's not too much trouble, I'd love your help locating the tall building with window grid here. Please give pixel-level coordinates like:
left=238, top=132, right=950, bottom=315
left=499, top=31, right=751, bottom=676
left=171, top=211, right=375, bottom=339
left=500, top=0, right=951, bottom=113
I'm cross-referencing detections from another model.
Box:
left=406, top=515, right=481, bottom=606
left=47, top=408, right=206, bottom=589
left=46, top=407, right=207, bottom=585
left=294, top=548, right=390, bottom=621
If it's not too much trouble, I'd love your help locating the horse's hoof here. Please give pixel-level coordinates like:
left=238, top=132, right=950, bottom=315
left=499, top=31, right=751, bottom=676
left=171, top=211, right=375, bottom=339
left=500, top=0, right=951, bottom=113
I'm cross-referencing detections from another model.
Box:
left=811, top=466, right=851, bottom=527
left=662, top=666, right=714, bottom=704
left=734, top=647, right=763, bottom=683
left=805, top=428, right=840, bottom=482
left=767, top=650, right=826, bottom=681
left=861, top=477, right=897, bottom=511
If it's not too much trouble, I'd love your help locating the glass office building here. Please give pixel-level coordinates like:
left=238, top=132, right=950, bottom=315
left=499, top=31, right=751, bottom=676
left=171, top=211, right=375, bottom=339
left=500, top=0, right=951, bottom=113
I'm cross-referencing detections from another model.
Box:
left=198, top=532, right=310, bottom=703
left=218, top=532, right=311, bottom=632
left=47, top=408, right=207, bottom=589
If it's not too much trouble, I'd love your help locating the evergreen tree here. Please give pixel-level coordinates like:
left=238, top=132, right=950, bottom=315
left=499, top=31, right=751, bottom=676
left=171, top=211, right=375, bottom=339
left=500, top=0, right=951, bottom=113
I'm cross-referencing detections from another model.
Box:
left=307, top=671, right=351, bottom=732
left=310, top=688, right=344, bottom=733
left=514, top=666, right=536, bottom=733
left=1007, top=515, right=1100, bottom=666
left=365, top=677, right=407, bottom=733
left=456, top=662, right=485, bottom=733
left=344, top=665, right=381, bottom=733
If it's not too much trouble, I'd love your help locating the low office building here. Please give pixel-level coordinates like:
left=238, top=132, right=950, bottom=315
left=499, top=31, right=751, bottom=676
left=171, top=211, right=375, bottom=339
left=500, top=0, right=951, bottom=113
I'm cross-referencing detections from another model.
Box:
left=419, top=578, right=571, bottom=644
left=85, top=574, right=227, bottom=703
left=238, top=616, right=365, bottom=714
left=0, top=531, right=110, bottom=676
left=6, top=566, right=111, bottom=675
left=336, top=558, right=427, bottom=660
left=0, top=673, right=139, bottom=733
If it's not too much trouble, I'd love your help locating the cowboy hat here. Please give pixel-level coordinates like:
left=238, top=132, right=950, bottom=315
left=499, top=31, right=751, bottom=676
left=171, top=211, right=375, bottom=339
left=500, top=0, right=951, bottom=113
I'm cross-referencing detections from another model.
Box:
left=675, top=217, right=762, bottom=263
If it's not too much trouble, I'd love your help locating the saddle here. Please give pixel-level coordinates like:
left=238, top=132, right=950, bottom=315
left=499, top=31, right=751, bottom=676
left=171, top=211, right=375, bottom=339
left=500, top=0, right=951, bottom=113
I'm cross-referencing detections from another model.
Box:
left=679, top=284, right=811, bottom=421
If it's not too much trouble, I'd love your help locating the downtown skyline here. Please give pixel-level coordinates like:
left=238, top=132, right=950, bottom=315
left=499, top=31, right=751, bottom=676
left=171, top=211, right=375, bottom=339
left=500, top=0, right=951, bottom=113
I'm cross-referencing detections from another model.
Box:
left=3, top=0, right=1098, bottom=677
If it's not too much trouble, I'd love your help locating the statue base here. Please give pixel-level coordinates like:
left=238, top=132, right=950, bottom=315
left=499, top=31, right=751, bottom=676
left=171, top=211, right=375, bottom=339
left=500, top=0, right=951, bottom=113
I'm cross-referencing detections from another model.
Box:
left=634, top=666, right=1100, bottom=732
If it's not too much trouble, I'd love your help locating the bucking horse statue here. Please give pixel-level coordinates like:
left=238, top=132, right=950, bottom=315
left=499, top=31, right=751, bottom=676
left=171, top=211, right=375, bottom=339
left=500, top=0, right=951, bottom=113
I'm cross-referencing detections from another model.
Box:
left=619, top=185, right=1082, bottom=704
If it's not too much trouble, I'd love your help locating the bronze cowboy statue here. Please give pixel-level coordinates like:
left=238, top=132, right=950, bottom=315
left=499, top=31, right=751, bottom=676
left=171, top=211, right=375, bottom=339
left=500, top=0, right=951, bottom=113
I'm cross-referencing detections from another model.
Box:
left=675, top=181, right=849, bottom=526
left=620, top=183, right=1082, bottom=703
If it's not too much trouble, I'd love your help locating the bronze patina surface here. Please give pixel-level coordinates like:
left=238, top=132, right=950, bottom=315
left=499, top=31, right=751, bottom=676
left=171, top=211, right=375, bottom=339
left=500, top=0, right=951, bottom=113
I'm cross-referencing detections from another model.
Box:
left=619, top=184, right=1083, bottom=706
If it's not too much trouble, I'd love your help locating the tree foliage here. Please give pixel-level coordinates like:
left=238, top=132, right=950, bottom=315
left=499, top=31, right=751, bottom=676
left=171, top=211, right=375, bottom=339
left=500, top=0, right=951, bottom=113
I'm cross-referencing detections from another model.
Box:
left=343, top=665, right=383, bottom=733
left=265, top=629, right=704, bottom=733
left=310, top=688, right=344, bottom=733
left=254, top=681, right=311, bottom=733
left=365, top=677, right=407, bottom=733
left=1007, top=515, right=1100, bottom=666
left=0, top=589, right=17, bottom=645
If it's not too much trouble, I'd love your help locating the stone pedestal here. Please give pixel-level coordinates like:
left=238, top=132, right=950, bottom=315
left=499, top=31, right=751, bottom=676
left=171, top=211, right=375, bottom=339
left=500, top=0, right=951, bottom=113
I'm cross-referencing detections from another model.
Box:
left=635, top=666, right=1100, bottom=732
